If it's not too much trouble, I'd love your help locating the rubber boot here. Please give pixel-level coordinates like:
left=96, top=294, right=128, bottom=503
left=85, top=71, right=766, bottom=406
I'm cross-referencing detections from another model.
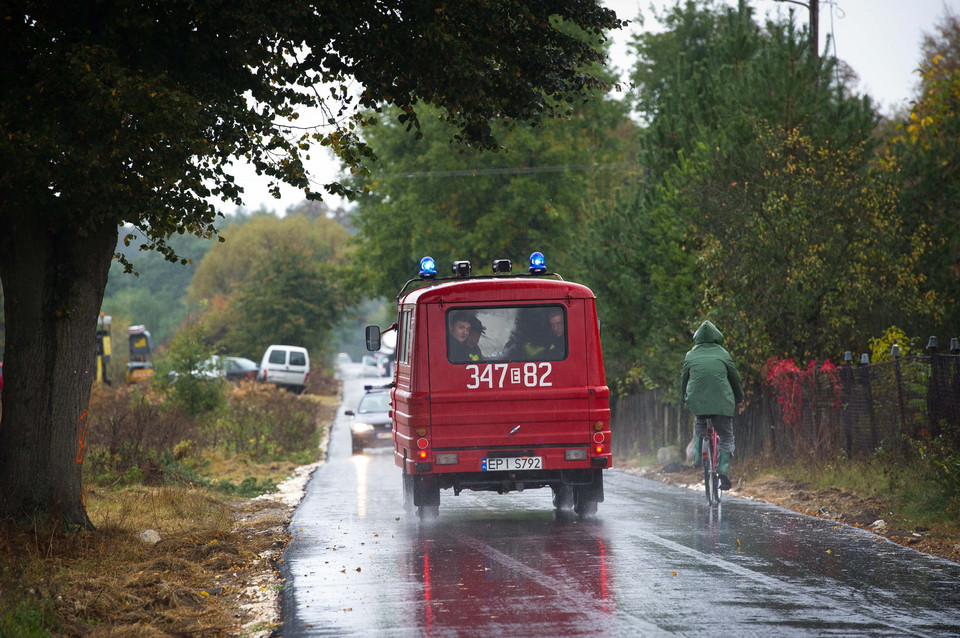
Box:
left=691, top=437, right=702, bottom=469
left=717, top=451, right=732, bottom=490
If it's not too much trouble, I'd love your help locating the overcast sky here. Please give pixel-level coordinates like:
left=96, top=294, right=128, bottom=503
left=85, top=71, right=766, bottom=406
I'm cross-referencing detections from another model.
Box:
left=218, top=0, right=958, bottom=216
left=607, top=0, right=957, bottom=112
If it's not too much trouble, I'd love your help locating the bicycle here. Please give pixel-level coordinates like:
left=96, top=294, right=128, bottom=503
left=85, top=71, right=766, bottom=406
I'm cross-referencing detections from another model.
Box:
left=701, top=422, right=722, bottom=506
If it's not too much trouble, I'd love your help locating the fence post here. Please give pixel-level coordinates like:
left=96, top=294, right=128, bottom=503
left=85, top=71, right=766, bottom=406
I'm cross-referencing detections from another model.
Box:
left=676, top=402, right=682, bottom=448
left=842, top=351, right=855, bottom=457
left=859, top=353, right=879, bottom=452
left=662, top=399, right=668, bottom=449
left=927, top=336, right=942, bottom=439
left=891, top=344, right=907, bottom=438
left=951, top=339, right=960, bottom=436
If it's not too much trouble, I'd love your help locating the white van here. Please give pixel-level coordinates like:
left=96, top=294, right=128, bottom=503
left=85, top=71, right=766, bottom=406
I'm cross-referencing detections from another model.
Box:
left=258, top=345, right=310, bottom=393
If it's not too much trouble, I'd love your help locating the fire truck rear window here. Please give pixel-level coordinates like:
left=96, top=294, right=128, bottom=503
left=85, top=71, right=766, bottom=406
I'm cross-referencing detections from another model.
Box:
left=446, top=306, right=566, bottom=364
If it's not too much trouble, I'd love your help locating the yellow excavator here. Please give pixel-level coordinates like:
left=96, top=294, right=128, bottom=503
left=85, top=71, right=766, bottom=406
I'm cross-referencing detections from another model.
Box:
left=95, top=314, right=113, bottom=385
left=125, top=324, right=154, bottom=384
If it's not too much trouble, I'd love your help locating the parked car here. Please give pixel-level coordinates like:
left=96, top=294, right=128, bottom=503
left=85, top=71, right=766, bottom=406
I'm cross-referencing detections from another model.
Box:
left=375, top=352, right=393, bottom=377
left=344, top=387, right=393, bottom=454
left=258, top=345, right=310, bottom=393
left=167, top=355, right=258, bottom=382
left=222, top=356, right=259, bottom=381
left=335, top=352, right=352, bottom=367
left=360, top=355, right=379, bottom=377
left=166, top=356, right=221, bottom=382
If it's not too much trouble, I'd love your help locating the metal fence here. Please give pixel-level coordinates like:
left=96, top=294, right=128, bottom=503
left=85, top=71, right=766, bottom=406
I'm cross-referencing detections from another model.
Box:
left=611, top=353, right=960, bottom=462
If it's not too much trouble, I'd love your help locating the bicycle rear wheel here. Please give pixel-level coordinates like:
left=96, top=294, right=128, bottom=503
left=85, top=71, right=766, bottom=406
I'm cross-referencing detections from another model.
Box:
left=702, top=436, right=721, bottom=505
left=702, top=438, right=713, bottom=504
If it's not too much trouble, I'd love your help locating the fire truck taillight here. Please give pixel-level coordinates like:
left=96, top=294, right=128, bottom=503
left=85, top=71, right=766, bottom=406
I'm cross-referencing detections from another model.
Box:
left=593, top=432, right=605, bottom=444
left=418, top=449, right=429, bottom=460
left=594, top=443, right=605, bottom=455
left=417, top=438, right=429, bottom=460
left=593, top=421, right=604, bottom=432
left=416, top=427, right=428, bottom=437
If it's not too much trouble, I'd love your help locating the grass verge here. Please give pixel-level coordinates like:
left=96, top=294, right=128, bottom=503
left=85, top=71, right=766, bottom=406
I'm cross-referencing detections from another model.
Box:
left=731, top=452, right=960, bottom=561
left=0, top=386, right=338, bottom=637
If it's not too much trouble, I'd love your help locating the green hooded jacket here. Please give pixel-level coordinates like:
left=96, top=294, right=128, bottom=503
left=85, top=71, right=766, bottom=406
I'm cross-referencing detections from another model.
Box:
left=681, top=321, right=744, bottom=417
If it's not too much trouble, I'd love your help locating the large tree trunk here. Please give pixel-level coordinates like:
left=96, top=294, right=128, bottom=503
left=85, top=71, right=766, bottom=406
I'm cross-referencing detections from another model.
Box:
left=0, top=212, right=117, bottom=529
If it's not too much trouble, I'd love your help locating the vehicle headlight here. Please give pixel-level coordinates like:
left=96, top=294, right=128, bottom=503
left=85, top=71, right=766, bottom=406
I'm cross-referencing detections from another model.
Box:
left=351, top=422, right=375, bottom=434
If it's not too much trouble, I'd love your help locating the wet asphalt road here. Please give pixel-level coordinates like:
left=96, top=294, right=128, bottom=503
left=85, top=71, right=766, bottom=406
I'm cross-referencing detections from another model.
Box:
left=280, top=368, right=960, bottom=637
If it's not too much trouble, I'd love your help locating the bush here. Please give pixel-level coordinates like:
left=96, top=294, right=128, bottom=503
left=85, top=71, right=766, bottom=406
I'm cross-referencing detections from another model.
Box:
left=910, top=419, right=960, bottom=511
left=157, top=321, right=225, bottom=417
left=88, top=384, right=199, bottom=454
left=85, top=443, right=210, bottom=488
left=86, top=379, right=322, bottom=487
left=0, top=600, right=59, bottom=638
left=214, top=475, right=279, bottom=497
left=869, top=326, right=915, bottom=363
left=213, top=382, right=319, bottom=462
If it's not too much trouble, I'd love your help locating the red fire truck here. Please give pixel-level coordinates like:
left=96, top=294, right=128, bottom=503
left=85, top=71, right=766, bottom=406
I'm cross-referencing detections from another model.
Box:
left=366, top=253, right=611, bottom=518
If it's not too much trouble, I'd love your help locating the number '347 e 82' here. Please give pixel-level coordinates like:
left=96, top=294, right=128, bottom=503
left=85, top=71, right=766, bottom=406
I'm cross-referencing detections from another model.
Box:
left=465, top=362, right=553, bottom=389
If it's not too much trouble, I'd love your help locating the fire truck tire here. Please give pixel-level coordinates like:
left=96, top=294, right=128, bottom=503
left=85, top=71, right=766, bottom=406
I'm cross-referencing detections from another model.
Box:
left=573, top=487, right=598, bottom=517
left=402, top=472, right=415, bottom=512
left=417, top=503, right=439, bottom=519
left=416, top=478, right=440, bottom=519
left=573, top=492, right=597, bottom=517
left=573, top=470, right=604, bottom=517
left=552, top=485, right=574, bottom=510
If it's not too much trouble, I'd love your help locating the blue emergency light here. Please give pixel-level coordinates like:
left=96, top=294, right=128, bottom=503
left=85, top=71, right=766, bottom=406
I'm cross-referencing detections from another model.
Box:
left=529, top=251, right=547, bottom=274
left=419, top=256, right=437, bottom=279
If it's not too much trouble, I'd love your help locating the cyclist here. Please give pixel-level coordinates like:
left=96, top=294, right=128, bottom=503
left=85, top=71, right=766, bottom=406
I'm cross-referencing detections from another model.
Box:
left=680, top=320, right=744, bottom=490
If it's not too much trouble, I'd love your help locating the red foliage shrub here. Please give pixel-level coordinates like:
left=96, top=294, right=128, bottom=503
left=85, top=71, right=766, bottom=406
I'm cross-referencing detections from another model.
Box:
left=765, top=357, right=842, bottom=431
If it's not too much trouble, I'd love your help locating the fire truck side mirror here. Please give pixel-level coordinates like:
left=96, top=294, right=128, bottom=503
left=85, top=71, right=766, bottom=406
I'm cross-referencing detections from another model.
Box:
left=365, top=325, right=382, bottom=352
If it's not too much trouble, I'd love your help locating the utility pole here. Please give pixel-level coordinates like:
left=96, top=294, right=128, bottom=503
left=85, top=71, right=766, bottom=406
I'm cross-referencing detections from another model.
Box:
left=810, top=0, right=819, bottom=64
left=776, top=0, right=820, bottom=63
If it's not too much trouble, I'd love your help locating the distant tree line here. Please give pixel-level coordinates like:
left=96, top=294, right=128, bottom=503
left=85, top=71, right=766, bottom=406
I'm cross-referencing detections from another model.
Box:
left=102, top=202, right=358, bottom=362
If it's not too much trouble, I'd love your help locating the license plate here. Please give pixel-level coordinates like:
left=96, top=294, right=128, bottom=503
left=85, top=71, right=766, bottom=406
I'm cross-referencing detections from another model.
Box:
left=481, top=456, right=543, bottom=471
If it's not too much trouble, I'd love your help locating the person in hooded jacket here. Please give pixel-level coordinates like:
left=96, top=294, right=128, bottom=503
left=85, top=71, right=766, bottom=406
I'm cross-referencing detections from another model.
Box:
left=681, top=320, right=744, bottom=490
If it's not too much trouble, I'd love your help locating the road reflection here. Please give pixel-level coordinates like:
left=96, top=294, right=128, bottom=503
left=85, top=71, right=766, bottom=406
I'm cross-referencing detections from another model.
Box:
left=401, top=513, right=615, bottom=637
left=351, top=454, right=370, bottom=518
